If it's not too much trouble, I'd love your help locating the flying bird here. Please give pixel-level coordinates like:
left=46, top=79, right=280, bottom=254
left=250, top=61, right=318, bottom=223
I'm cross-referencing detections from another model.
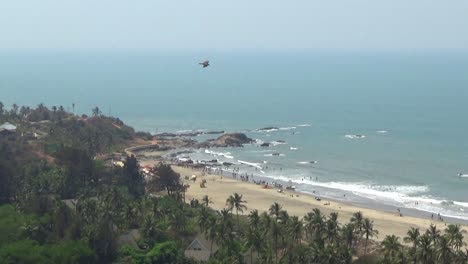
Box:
left=199, top=60, right=210, bottom=68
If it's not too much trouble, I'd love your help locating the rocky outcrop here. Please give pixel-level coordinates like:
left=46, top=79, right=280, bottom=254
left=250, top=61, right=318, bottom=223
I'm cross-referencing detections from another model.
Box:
left=194, top=133, right=254, bottom=148
left=260, top=142, right=271, bottom=147
left=211, top=133, right=254, bottom=147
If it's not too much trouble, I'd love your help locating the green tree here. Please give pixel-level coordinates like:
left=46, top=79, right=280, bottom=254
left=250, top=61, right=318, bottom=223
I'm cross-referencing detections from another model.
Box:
left=436, top=235, right=453, bottom=264
left=363, top=218, right=378, bottom=255
left=381, top=235, right=402, bottom=262
left=417, top=234, right=433, bottom=264
left=226, top=193, right=247, bottom=231
left=350, top=211, right=364, bottom=234
left=288, top=216, right=303, bottom=246
left=149, top=163, right=183, bottom=196
left=404, top=227, right=420, bottom=264
left=197, top=206, right=210, bottom=234
left=202, top=195, right=211, bottom=207
left=92, top=107, right=101, bottom=117
left=325, top=212, right=339, bottom=245
left=426, top=224, right=441, bottom=248
left=145, top=241, right=181, bottom=264
left=269, top=202, right=282, bottom=219
left=123, top=155, right=145, bottom=198
left=444, top=224, right=467, bottom=253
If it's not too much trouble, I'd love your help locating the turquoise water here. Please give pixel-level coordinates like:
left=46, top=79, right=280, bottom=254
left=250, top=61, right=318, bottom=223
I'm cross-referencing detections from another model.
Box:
left=1, top=51, right=468, bottom=220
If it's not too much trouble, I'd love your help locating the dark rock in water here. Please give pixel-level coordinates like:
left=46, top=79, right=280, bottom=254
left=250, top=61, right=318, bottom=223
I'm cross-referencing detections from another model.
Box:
left=256, top=127, right=279, bottom=132
left=272, top=152, right=281, bottom=156
left=155, top=132, right=178, bottom=138
left=205, top=130, right=225, bottom=135
left=275, top=140, right=286, bottom=143
left=210, top=133, right=254, bottom=147
left=223, top=162, right=234, bottom=166
left=260, top=142, right=271, bottom=147
left=208, top=159, right=218, bottom=163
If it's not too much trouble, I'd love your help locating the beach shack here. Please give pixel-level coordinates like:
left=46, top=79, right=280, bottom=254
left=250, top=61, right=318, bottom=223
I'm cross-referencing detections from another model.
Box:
left=0, top=122, right=17, bottom=135
left=184, top=236, right=218, bottom=262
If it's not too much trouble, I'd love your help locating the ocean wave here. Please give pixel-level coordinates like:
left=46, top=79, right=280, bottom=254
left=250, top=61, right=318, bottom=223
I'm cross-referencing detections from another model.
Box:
left=204, top=149, right=234, bottom=159
left=345, top=134, right=366, bottom=139
left=290, top=147, right=298, bottom=150
left=250, top=149, right=277, bottom=153
left=279, top=126, right=297, bottom=131
left=297, top=124, right=311, bottom=127
left=297, top=161, right=318, bottom=165
left=264, top=153, right=286, bottom=157
left=257, top=174, right=468, bottom=220
left=238, top=160, right=263, bottom=170
left=458, top=173, right=468, bottom=178
left=377, top=130, right=388, bottom=133
left=271, top=141, right=287, bottom=146
left=254, top=127, right=279, bottom=133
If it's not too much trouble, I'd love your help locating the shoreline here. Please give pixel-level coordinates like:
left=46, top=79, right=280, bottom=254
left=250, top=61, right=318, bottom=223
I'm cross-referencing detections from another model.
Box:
left=168, top=164, right=468, bottom=244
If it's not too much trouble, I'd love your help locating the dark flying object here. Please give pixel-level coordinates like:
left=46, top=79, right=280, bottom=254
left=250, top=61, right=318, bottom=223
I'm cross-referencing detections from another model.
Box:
left=199, top=60, right=210, bottom=68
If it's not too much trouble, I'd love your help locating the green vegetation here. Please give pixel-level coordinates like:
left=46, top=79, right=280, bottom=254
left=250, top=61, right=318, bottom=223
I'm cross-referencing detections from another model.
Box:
left=0, top=102, right=466, bottom=263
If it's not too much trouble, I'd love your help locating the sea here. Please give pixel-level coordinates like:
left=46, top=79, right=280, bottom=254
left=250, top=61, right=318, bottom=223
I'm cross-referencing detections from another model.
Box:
left=1, top=50, right=468, bottom=222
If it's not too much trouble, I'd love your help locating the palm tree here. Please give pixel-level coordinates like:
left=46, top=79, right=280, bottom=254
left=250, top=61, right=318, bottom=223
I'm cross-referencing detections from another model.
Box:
left=278, top=210, right=289, bottom=224
left=404, top=227, right=420, bottom=264
left=325, top=212, right=339, bottom=245
left=248, top=209, right=260, bottom=230
left=444, top=224, right=467, bottom=252
left=197, top=206, right=210, bottom=233
left=260, top=211, right=272, bottom=236
left=381, top=235, right=402, bottom=262
left=304, top=208, right=324, bottom=244
left=246, top=227, right=263, bottom=264
left=202, top=195, right=211, bottom=207
left=404, top=227, right=420, bottom=249
left=92, top=106, right=101, bottom=117
left=426, top=224, right=441, bottom=247
left=436, top=235, right=453, bottom=264
left=218, top=208, right=235, bottom=245
left=206, top=216, right=218, bottom=256
left=417, top=233, right=433, bottom=264
left=340, top=223, right=356, bottom=250
left=226, top=193, right=247, bottom=230
left=350, top=211, right=364, bottom=234
left=289, top=216, right=303, bottom=246
left=269, top=202, right=282, bottom=219
left=363, top=218, right=378, bottom=255
left=11, top=103, right=19, bottom=116
left=271, top=220, right=281, bottom=264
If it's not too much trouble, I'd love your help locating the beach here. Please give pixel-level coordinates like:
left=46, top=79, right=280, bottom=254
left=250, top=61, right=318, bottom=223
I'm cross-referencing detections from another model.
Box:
left=171, top=165, right=468, bottom=244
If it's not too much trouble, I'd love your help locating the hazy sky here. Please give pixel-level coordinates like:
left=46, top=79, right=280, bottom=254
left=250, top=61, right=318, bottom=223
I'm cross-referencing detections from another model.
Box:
left=1, top=1, right=468, bottom=51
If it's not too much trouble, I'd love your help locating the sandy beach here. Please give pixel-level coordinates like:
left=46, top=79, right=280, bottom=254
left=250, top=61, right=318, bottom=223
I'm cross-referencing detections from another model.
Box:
left=172, top=165, right=468, bottom=244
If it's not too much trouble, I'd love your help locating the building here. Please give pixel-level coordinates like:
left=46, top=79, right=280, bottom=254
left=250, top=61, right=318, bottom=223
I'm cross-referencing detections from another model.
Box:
left=0, top=122, right=17, bottom=135
left=184, top=236, right=218, bottom=262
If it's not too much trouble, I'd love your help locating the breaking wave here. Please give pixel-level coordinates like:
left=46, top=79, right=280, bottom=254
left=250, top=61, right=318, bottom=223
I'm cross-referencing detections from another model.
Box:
left=204, top=149, right=234, bottom=159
